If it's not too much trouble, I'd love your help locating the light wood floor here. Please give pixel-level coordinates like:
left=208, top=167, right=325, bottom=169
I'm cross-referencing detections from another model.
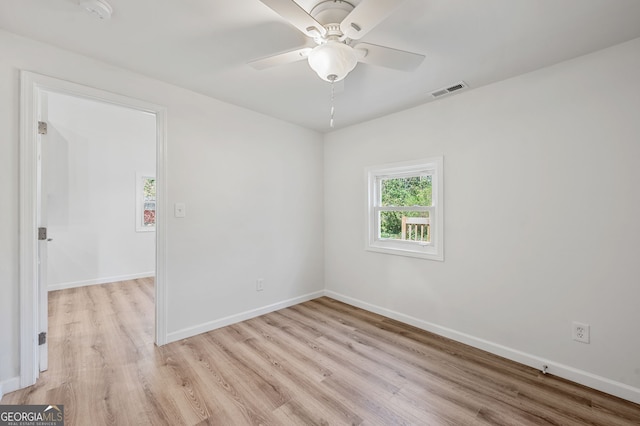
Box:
left=2, top=278, right=639, bottom=425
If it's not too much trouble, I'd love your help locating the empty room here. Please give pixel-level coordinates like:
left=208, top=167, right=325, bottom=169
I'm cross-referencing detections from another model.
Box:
left=1, top=0, right=639, bottom=425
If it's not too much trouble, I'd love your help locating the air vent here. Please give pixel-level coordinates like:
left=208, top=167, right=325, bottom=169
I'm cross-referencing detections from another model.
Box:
left=430, top=81, right=468, bottom=99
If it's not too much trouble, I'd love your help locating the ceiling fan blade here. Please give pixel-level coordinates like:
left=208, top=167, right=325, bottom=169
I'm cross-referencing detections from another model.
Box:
left=354, top=43, right=425, bottom=71
left=340, top=0, right=404, bottom=40
left=259, top=0, right=326, bottom=38
left=248, top=47, right=312, bottom=70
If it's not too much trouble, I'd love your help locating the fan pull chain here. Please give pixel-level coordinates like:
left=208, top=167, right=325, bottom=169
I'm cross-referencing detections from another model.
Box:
left=329, top=80, right=335, bottom=128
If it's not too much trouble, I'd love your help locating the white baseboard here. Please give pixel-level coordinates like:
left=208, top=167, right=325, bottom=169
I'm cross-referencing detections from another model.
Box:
left=0, top=376, right=21, bottom=401
left=325, top=290, right=640, bottom=405
left=166, top=291, right=325, bottom=343
left=48, top=272, right=155, bottom=291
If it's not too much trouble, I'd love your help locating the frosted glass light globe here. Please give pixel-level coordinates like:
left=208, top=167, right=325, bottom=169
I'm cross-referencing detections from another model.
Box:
left=307, top=41, right=357, bottom=82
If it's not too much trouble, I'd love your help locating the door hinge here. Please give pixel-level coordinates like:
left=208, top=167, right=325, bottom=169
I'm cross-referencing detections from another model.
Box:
left=38, top=332, right=46, bottom=345
left=38, top=227, right=47, bottom=241
left=38, top=121, right=47, bottom=135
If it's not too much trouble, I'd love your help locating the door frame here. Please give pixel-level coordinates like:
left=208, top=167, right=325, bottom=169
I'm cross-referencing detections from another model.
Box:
left=19, top=71, right=168, bottom=388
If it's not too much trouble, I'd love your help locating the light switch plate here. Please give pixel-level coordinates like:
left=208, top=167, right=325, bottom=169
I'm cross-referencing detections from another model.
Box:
left=174, top=203, right=186, bottom=218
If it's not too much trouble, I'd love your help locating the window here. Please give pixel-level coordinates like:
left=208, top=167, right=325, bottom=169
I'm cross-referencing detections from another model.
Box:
left=366, top=157, right=443, bottom=260
left=136, top=173, right=156, bottom=232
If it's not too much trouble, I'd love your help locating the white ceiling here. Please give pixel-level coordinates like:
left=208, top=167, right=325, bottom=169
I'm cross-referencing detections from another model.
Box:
left=2, top=0, right=640, bottom=132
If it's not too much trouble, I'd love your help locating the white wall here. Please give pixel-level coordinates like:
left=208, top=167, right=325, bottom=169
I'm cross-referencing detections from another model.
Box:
left=324, top=38, right=640, bottom=402
left=0, top=29, right=324, bottom=389
left=45, top=92, right=156, bottom=290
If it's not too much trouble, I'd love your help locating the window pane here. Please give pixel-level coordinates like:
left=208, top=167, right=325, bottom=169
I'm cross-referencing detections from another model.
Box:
left=381, top=175, right=432, bottom=207
left=136, top=173, right=156, bottom=232
left=143, top=202, right=156, bottom=226
left=143, top=177, right=156, bottom=201
left=380, top=210, right=430, bottom=242
left=366, top=157, right=442, bottom=260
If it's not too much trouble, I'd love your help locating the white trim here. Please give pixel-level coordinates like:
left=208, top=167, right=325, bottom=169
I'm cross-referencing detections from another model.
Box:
left=324, top=290, right=640, bottom=405
left=0, top=377, right=21, bottom=401
left=166, top=291, right=325, bottom=343
left=19, top=71, right=39, bottom=388
left=19, top=71, right=169, bottom=391
left=48, top=272, right=156, bottom=291
left=155, top=106, right=168, bottom=346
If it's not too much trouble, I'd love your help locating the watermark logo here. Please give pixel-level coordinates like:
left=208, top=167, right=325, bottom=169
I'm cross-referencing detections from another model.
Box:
left=0, top=405, right=64, bottom=426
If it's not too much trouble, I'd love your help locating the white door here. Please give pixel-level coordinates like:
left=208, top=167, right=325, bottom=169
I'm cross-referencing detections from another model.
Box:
left=36, top=91, right=49, bottom=372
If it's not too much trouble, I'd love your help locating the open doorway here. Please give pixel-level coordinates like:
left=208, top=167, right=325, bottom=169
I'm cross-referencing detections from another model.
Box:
left=44, top=93, right=157, bottom=291
left=19, top=71, right=167, bottom=389
left=40, top=92, right=157, bottom=371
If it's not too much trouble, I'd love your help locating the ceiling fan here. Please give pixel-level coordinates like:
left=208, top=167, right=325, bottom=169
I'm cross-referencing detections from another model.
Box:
left=249, top=0, right=425, bottom=82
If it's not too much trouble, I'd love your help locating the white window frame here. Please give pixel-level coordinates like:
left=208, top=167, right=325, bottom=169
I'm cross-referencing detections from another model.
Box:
left=365, top=157, right=443, bottom=261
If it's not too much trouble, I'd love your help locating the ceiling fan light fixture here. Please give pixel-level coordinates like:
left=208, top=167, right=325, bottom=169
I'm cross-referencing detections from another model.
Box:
left=80, top=0, right=113, bottom=20
left=307, top=41, right=357, bottom=82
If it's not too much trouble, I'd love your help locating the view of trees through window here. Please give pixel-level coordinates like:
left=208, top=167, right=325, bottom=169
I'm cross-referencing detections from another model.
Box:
left=143, top=177, right=156, bottom=227
left=380, top=175, right=432, bottom=239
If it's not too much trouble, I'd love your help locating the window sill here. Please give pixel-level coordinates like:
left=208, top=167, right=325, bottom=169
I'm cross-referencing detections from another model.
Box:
left=366, top=242, right=443, bottom=261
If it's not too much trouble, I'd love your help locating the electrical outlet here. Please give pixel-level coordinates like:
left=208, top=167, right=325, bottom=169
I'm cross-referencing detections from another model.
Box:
left=256, top=278, right=264, bottom=292
left=572, top=322, right=590, bottom=343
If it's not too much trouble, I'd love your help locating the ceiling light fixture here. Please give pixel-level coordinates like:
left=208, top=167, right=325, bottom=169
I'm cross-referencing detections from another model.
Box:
left=306, top=39, right=356, bottom=128
left=80, top=0, right=113, bottom=20
left=307, top=40, right=357, bottom=83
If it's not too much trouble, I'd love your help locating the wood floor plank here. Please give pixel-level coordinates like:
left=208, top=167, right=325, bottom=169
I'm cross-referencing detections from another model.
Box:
left=176, top=336, right=281, bottom=425
left=2, top=281, right=640, bottom=425
left=212, top=326, right=363, bottom=425
left=244, top=317, right=405, bottom=425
